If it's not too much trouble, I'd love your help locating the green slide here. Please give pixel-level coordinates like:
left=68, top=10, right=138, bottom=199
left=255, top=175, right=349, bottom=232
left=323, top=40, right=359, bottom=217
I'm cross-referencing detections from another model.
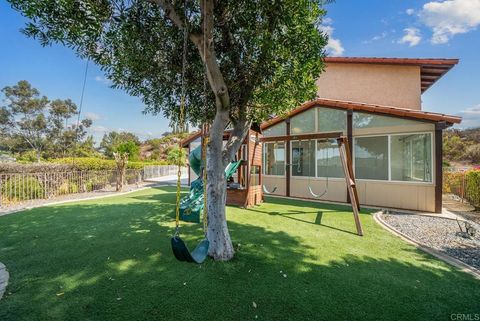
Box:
left=180, top=145, right=242, bottom=223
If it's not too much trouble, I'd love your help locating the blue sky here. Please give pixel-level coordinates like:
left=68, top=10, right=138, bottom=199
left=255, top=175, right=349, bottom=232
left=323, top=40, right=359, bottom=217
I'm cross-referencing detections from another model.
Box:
left=1, top=0, right=479, bottom=143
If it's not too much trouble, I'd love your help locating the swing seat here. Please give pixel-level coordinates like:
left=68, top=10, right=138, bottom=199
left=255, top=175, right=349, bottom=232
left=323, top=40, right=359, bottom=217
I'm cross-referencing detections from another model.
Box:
left=171, top=236, right=210, bottom=264
left=262, top=185, right=278, bottom=194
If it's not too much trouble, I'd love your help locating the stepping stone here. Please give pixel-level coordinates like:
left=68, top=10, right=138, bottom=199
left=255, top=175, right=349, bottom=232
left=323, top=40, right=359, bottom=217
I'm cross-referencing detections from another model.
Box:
left=0, top=262, right=9, bottom=300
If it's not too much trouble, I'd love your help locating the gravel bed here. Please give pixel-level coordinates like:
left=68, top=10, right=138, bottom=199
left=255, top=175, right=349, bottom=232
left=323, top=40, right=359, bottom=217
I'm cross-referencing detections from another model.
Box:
left=381, top=212, right=480, bottom=271
left=0, top=182, right=154, bottom=217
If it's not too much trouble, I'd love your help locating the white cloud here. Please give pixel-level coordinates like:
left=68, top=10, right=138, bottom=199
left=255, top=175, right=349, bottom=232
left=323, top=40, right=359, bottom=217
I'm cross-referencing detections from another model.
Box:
left=420, top=0, right=480, bottom=44
left=90, top=125, right=108, bottom=133
left=456, top=104, right=480, bottom=128
left=85, top=112, right=101, bottom=120
left=406, top=8, right=415, bottom=15
left=362, top=31, right=388, bottom=44
left=319, top=19, right=345, bottom=57
left=398, top=27, right=422, bottom=46
left=94, top=75, right=112, bottom=85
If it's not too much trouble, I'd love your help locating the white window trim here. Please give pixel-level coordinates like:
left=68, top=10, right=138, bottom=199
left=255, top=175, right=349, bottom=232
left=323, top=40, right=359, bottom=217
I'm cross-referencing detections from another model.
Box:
left=263, top=141, right=286, bottom=177
left=290, top=140, right=316, bottom=178
left=353, top=131, right=434, bottom=185
left=315, top=138, right=345, bottom=179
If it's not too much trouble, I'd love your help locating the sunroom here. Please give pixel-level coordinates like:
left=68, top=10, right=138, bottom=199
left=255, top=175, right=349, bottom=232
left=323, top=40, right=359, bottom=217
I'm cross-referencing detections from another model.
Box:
left=260, top=99, right=461, bottom=213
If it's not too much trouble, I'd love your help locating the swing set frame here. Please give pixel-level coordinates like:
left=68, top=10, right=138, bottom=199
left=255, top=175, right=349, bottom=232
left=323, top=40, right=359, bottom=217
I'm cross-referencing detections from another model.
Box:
left=260, top=131, right=363, bottom=236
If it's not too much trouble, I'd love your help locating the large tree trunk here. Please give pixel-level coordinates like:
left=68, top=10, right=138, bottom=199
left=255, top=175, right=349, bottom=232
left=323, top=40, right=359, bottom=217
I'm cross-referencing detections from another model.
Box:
left=206, top=109, right=235, bottom=260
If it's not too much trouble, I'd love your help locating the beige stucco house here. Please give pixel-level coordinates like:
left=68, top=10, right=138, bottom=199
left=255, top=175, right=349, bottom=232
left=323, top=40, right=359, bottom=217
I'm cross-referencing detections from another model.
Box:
left=261, top=57, right=462, bottom=213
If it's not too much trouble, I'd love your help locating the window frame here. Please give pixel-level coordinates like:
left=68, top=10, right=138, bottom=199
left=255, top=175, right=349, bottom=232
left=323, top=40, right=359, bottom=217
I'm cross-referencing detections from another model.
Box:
left=263, top=141, right=286, bottom=177
left=290, top=139, right=316, bottom=178
left=353, top=131, right=434, bottom=185
left=290, top=108, right=317, bottom=135
left=390, top=132, right=434, bottom=183
left=315, top=138, right=345, bottom=179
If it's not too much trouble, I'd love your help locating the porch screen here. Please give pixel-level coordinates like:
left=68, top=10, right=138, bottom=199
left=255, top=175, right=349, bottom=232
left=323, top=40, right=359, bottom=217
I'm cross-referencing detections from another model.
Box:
left=291, top=140, right=315, bottom=177
left=391, top=133, right=432, bottom=182
left=354, top=136, right=389, bottom=180
left=263, top=142, right=285, bottom=176
left=316, top=139, right=344, bottom=178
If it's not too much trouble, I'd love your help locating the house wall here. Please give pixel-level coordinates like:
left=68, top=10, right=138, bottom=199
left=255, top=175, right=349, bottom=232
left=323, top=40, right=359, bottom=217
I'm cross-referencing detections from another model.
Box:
left=316, top=63, right=422, bottom=110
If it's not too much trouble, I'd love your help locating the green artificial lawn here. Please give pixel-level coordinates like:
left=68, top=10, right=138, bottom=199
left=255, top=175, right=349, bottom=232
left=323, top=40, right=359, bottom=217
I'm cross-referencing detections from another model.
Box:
left=0, top=187, right=478, bottom=321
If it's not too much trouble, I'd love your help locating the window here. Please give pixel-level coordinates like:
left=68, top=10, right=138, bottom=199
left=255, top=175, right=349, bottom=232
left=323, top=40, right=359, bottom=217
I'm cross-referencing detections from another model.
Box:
left=291, top=109, right=315, bottom=134
left=391, top=133, right=432, bottom=182
left=251, top=166, right=261, bottom=186
left=263, top=123, right=286, bottom=137
left=291, top=140, right=315, bottom=177
left=354, top=136, right=389, bottom=180
left=317, top=139, right=344, bottom=178
left=263, top=142, right=285, bottom=176
left=353, top=112, right=425, bottom=133
left=318, top=107, right=346, bottom=133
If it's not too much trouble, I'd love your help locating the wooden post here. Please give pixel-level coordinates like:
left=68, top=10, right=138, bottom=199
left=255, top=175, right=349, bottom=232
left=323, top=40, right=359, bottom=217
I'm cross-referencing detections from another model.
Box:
left=285, top=118, right=291, bottom=197
left=338, top=137, right=363, bottom=236
left=434, top=122, right=445, bottom=213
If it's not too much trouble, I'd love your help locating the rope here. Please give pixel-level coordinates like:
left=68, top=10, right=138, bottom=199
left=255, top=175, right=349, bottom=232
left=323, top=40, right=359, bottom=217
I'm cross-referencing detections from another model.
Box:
left=201, top=0, right=208, bottom=236
left=72, top=59, right=89, bottom=165
left=307, top=139, right=329, bottom=198
left=202, top=132, right=208, bottom=235
left=174, top=1, right=189, bottom=232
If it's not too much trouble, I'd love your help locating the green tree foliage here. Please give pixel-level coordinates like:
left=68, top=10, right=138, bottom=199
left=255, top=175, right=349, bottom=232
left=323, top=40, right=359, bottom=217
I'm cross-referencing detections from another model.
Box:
left=167, top=146, right=187, bottom=166
left=114, top=140, right=140, bottom=161
left=9, top=0, right=329, bottom=260
left=0, top=80, right=94, bottom=161
left=100, top=131, right=140, bottom=158
left=10, top=0, right=328, bottom=127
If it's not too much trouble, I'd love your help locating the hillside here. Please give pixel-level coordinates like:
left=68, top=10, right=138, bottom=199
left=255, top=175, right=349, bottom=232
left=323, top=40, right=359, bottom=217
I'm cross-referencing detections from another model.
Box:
left=140, top=132, right=191, bottom=161
left=444, top=127, right=480, bottom=166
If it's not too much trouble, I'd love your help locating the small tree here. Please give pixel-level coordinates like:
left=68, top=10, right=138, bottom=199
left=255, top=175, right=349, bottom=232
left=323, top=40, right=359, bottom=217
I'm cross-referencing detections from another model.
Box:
left=100, top=131, right=140, bottom=158
left=0, top=80, right=93, bottom=160
left=167, top=146, right=187, bottom=166
left=10, top=0, right=329, bottom=260
left=0, top=80, right=49, bottom=161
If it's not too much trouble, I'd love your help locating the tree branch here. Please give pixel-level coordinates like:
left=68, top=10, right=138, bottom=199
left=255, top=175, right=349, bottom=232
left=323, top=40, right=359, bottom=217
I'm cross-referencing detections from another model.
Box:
left=222, top=116, right=251, bottom=167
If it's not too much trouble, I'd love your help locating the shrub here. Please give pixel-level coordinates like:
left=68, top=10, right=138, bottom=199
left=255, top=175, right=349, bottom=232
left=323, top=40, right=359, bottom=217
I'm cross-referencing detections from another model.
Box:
left=1, top=176, right=44, bottom=202
left=49, top=157, right=169, bottom=171
left=465, top=170, right=480, bottom=208
left=57, top=181, right=79, bottom=195
left=466, top=144, right=480, bottom=164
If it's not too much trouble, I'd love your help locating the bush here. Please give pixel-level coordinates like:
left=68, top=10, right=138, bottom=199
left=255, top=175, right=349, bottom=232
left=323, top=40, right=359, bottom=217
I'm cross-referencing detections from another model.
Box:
left=57, top=181, right=79, bottom=195
left=465, top=170, right=480, bottom=208
left=466, top=144, right=480, bottom=164
left=1, top=176, right=44, bottom=202
left=49, top=157, right=169, bottom=171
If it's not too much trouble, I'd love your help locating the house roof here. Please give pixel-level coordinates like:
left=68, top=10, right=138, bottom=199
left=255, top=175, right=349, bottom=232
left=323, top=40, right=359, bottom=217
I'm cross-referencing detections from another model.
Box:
left=181, top=130, right=234, bottom=147
left=323, top=57, right=459, bottom=93
left=261, top=98, right=462, bottom=130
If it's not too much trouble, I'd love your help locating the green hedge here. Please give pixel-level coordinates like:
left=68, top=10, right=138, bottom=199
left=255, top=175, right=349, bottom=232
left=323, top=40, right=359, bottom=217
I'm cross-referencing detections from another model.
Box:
left=465, top=170, right=480, bottom=208
left=1, top=176, right=44, bottom=202
left=50, top=158, right=169, bottom=171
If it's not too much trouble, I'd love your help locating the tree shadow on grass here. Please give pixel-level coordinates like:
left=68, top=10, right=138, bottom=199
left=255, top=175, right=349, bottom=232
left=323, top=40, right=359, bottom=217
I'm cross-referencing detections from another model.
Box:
left=0, top=187, right=478, bottom=321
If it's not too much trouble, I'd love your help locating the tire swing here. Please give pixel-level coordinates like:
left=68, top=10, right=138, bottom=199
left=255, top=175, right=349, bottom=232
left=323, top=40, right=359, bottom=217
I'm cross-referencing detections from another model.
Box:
left=171, top=4, right=209, bottom=264
left=307, top=139, right=329, bottom=198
